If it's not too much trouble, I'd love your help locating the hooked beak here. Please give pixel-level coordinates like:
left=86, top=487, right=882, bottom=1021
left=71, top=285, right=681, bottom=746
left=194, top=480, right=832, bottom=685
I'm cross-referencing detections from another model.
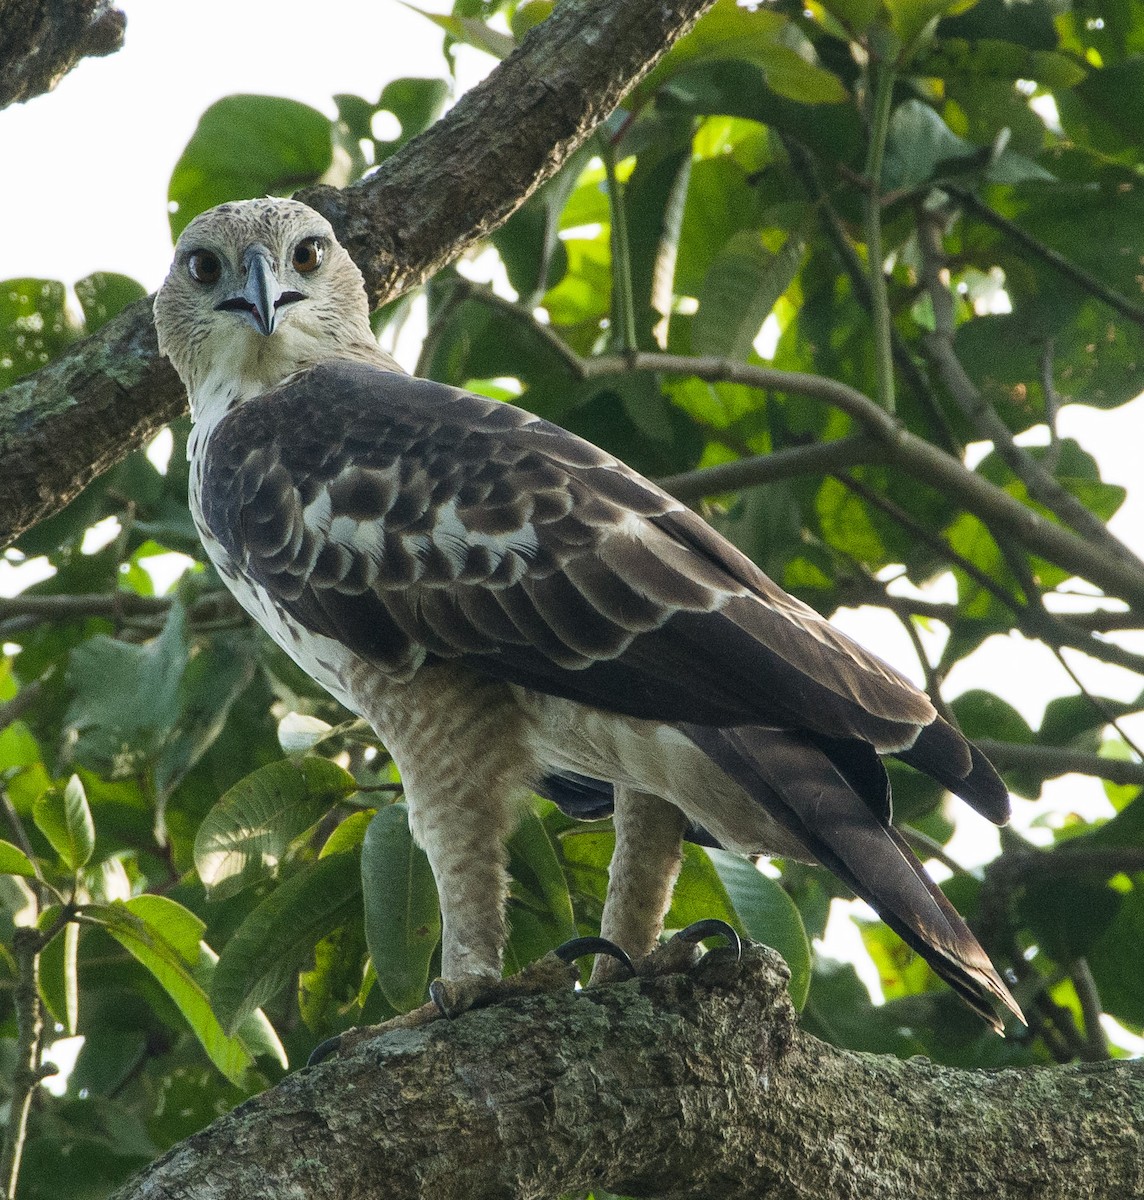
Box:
left=214, top=245, right=304, bottom=335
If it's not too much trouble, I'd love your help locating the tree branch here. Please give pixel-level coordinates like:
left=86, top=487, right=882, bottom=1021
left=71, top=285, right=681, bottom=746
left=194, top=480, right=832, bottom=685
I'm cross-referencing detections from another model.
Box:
left=109, top=946, right=1144, bottom=1200
left=0, top=0, right=715, bottom=551
left=946, top=184, right=1144, bottom=330
left=296, top=0, right=713, bottom=307
left=0, top=0, right=125, bottom=109
left=974, top=740, right=1144, bottom=788
left=658, top=436, right=886, bottom=500
left=584, top=352, right=1144, bottom=610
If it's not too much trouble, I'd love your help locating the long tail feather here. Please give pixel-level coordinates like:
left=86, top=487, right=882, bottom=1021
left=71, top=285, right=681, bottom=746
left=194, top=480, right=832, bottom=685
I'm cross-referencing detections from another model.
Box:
left=683, top=724, right=1024, bottom=1031
left=895, top=717, right=1010, bottom=826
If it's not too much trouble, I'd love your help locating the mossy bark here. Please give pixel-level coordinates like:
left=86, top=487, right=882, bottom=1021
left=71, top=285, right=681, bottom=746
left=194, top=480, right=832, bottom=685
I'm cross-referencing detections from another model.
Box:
left=0, top=0, right=125, bottom=108
left=111, top=946, right=1144, bottom=1200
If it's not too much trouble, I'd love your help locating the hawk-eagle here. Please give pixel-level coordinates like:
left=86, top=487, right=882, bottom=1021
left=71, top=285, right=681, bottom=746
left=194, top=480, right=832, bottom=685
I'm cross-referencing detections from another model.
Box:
left=154, top=197, right=1021, bottom=1031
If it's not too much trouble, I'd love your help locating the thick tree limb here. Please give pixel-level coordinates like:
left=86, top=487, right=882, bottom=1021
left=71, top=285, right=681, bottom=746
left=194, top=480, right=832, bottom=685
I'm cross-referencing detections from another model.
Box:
left=109, top=946, right=1144, bottom=1200
left=0, top=0, right=125, bottom=109
left=0, top=0, right=715, bottom=550
left=296, top=0, right=713, bottom=305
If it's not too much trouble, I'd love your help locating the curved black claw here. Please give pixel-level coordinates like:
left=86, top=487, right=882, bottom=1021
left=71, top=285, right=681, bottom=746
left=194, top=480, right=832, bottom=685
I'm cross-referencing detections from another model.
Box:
left=307, top=1035, right=343, bottom=1067
left=428, top=978, right=455, bottom=1019
left=553, top=935, right=635, bottom=977
left=672, top=919, right=743, bottom=961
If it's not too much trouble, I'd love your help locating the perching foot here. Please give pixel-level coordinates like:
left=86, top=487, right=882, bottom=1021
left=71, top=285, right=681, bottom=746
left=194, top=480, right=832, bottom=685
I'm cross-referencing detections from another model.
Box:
left=430, top=951, right=582, bottom=1019
left=641, top=918, right=743, bottom=977
left=554, top=935, right=635, bottom=978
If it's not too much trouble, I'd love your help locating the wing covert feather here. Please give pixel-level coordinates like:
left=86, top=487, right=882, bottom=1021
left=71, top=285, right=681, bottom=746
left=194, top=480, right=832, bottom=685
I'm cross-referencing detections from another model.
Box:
left=200, top=360, right=932, bottom=743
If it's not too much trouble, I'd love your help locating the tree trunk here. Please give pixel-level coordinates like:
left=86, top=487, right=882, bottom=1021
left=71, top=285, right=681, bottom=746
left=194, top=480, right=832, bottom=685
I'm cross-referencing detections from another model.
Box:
left=109, top=946, right=1144, bottom=1200
left=0, top=0, right=715, bottom=550
left=0, top=0, right=125, bottom=109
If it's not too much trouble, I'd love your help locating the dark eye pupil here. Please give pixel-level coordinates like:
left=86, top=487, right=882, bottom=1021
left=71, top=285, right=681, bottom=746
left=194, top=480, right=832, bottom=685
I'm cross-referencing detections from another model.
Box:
left=189, top=250, right=220, bottom=284
left=293, top=240, right=323, bottom=272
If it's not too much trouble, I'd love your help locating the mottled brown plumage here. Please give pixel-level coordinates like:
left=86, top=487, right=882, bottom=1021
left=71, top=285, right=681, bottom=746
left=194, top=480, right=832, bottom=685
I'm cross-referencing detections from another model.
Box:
left=155, top=198, right=1022, bottom=1031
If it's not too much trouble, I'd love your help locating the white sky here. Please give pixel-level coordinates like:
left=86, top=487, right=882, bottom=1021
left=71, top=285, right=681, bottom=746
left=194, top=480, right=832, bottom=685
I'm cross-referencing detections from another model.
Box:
left=0, top=0, right=463, bottom=289
left=5, top=0, right=1144, bottom=1036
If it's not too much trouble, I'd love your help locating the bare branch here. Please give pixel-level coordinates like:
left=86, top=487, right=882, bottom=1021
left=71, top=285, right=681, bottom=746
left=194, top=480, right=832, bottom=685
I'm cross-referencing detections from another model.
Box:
left=296, top=0, right=715, bottom=307
left=974, top=740, right=1144, bottom=788
left=108, top=947, right=1144, bottom=1200
left=585, top=352, right=1144, bottom=610
left=659, top=437, right=885, bottom=500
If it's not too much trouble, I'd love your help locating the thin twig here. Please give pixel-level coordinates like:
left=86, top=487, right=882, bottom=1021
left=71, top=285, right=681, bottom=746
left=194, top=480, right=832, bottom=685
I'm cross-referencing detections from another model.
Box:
left=835, top=471, right=1025, bottom=611
left=599, top=131, right=638, bottom=354
left=1071, top=957, right=1111, bottom=1062
left=0, top=929, right=49, bottom=1200
left=863, top=61, right=897, bottom=414
left=1040, top=339, right=1062, bottom=475
left=899, top=826, right=970, bottom=878
left=840, top=577, right=1144, bottom=676
left=973, top=741, right=1144, bottom=788
left=1047, top=645, right=1144, bottom=763
left=782, top=136, right=959, bottom=450
left=947, top=184, right=1144, bottom=329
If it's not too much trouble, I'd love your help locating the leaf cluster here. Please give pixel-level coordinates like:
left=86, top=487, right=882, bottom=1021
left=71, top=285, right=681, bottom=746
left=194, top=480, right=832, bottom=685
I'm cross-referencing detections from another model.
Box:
left=3, top=1, right=1144, bottom=1195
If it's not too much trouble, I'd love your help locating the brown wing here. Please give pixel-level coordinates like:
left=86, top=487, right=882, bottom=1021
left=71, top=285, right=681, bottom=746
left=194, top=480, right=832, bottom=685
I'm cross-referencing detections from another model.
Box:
left=200, top=360, right=936, bottom=752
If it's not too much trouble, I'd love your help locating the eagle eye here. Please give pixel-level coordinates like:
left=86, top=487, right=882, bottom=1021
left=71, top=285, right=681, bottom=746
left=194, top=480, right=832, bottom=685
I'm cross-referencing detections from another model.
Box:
left=187, top=249, right=222, bottom=285
left=292, top=237, right=325, bottom=275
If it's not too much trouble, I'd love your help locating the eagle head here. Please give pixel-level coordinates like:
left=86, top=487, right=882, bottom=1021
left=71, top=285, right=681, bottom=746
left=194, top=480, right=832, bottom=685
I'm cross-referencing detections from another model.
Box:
left=154, top=197, right=384, bottom=417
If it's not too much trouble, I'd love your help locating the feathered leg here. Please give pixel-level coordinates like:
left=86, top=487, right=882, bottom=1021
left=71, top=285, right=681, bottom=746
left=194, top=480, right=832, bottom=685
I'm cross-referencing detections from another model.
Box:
left=590, top=787, right=687, bottom=984
left=361, top=663, right=539, bottom=987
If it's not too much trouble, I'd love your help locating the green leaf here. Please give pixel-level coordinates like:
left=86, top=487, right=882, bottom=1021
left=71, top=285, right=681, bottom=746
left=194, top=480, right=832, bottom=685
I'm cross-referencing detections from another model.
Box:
left=39, top=915, right=80, bottom=1034
left=34, top=775, right=95, bottom=870
left=73, top=273, right=147, bottom=334
left=818, top=0, right=879, bottom=34
left=369, top=77, right=450, bottom=165
left=643, top=1, right=847, bottom=107
left=882, top=99, right=978, bottom=192
left=211, top=851, right=363, bottom=1034
left=558, top=828, right=614, bottom=907
left=168, top=95, right=334, bottom=238
left=87, top=898, right=255, bottom=1085
left=0, top=839, right=37, bottom=878
left=1072, top=59, right=1144, bottom=153
left=298, top=918, right=369, bottom=1032
left=707, top=849, right=811, bottom=1009
left=405, top=7, right=516, bottom=58
left=506, top=806, right=576, bottom=945
left=194, top=756, right=358, bottom=900
left=801, top=958, right=926, bottom=1056
left=361, top=803, right=441, bottom=1012
left=63, top=601, right=189, bottom=780
left=1086, top=887, right=1144, bottom=1026
left=815, top=475, right=887, bottom=566
left=692, top=229, right=803, bottom=360
left=154, top=640, right=258, bottom=802
left=0, top=277, right=80, bottom=389
left=885, top=0, right=976, bottom=55
left=1016, top=876, right=1122, bottom=964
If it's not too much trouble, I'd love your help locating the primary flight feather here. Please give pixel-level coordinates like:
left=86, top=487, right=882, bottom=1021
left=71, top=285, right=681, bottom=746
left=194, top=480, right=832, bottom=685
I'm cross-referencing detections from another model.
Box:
left=155, top=197, right=1021, bottom=1031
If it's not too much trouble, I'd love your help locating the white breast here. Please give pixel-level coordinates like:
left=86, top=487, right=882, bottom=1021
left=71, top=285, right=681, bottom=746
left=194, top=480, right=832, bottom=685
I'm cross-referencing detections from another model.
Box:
left=187, top=446, right=367, bottom=718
